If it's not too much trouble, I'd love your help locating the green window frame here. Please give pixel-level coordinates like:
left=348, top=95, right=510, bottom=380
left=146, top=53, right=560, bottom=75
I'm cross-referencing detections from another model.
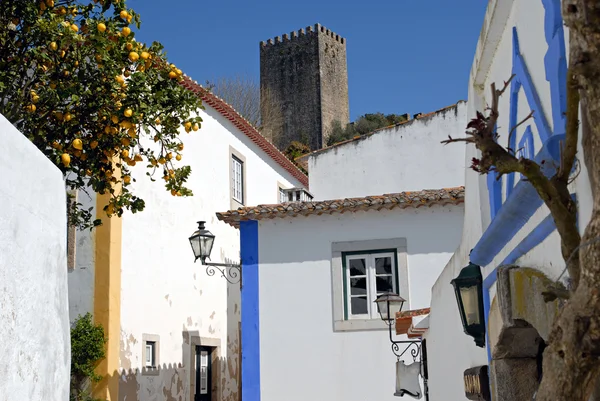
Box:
left=342, top=248, right=400, bottom=320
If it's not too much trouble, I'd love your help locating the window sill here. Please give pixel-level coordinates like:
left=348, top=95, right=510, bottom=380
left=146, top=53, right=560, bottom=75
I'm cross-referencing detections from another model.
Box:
left=230, top=198, right=244, bottom=211
left=333, top=318, right=389, bottom=332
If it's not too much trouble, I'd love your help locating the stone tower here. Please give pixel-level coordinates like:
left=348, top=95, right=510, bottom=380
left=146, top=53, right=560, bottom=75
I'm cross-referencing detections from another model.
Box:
left=260, top=23, right=349, bottom=150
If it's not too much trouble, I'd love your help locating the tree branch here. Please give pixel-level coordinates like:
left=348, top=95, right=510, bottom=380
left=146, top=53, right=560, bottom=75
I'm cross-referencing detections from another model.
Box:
left=507, top=110, right=535, bottom=151
left=558, top=69, right=580, bottom=182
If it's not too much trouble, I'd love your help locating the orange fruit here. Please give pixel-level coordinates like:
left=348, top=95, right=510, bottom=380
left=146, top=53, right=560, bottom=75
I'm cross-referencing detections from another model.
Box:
left=72, top=138, right=83, bottom=150
left=123, top=175, right=131, bottom=184
left=120, top=10, right=128, bottom=19
left=121, top=149, right=129, bottom=159
left=90, top=140, right=98, bottom=149
left=116, top=75, right=125, bottom=84
left=141, top=51, right=150, bottom=60
left=61, top=153, right=70, bottom=166
left=122, top=27, right=131, bottom=36
left=26, top=104, right=36, bottom=113
left=128, top=52, right=139, bottom=62
left=126, top=43, right=133, bottom=51
left=192, top=123, right=199, bottom=131
left=176, top=154, right=182, bottom=161
left=123, top=108, right=133, bottom=117
left=184, top=121, right=192, bottom=131
left=70, top=24, right=78, bottom=32
left=49, top=42, right=57, bottom=51
left=168, top=71, right=177, bottom=79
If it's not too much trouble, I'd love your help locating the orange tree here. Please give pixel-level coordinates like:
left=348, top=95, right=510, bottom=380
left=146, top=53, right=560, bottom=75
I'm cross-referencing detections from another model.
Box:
left=0, top=0, right=203, bottom=229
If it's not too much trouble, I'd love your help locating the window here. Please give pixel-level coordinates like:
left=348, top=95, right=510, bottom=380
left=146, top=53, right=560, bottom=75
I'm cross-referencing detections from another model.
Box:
left=229, top=146, right=246, bottom=209
left=231, top=156, right=243, bottom=203
left=279, top=187, right=287, bottom=203
left=343, top=251, right=398, bottom=319
left=331, top=238, right=408, bottom=332
left=145, top=342, right=156, bottom=367
left=142, top=334, right=160, bottom=375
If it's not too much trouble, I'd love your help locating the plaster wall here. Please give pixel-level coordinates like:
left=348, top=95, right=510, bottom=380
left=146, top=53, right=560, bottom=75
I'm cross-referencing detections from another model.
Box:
left=0, top=114, right=70, bottom=400
left=425, top=0, right=594, bottom=399
left=114, top=103, right=299, bottom=401
left=256, top=205, right=463, bottom=401
left=307, top=101, right=467, bottom=200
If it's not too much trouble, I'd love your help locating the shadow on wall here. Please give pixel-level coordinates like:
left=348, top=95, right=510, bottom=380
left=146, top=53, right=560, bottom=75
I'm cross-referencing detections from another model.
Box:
left=97, top=355, right=239, bottom=401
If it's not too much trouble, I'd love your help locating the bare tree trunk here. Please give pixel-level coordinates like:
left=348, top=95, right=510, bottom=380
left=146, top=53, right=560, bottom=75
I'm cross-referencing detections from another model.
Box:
left=535, top=1, right=600, bottom=400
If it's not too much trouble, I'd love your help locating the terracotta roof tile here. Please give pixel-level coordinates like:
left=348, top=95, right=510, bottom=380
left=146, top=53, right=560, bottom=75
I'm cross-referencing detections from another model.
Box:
left=179, top=76, right=309, bottom=188
left=395, top=308, right=431, bottom=336
left=216, top=187, right=464, bottom=228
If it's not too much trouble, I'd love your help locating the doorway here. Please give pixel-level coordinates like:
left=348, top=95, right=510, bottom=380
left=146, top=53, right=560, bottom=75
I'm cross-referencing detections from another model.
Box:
left=195, top=346, right=212, bottom=401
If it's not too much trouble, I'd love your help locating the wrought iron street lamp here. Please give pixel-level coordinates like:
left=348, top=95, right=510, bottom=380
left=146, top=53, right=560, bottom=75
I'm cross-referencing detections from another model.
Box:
left=451, top=263, right=485, bottom=347
left=189, top=221, right=242, bottom=285
left=374, top=293, right=421, bottom=361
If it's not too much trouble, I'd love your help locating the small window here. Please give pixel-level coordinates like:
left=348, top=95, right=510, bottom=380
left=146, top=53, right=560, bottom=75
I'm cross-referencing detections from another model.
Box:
left=231, top=155, right=244, bottom=204
left=343, top=250, right=398, bottom=320
left=142, top=334, right=160, bottom=375
left=145, top=341, right=156, bottom=367
left=279, top=187, right=287, bottom=203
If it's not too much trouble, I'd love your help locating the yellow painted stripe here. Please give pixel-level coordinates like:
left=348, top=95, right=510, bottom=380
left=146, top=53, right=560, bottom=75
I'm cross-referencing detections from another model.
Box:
left=93, top=190, right=122, bottom=401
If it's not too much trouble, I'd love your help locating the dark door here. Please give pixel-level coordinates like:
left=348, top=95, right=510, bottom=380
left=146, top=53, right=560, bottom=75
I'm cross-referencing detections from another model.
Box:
left=195, top=346, right=212, bottom=401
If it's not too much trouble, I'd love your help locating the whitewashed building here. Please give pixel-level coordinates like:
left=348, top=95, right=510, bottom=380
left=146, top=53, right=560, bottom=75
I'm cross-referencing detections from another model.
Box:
left=420, top=0, right=594, bottom=400
left=216, top=104, right=468, bottom=401
left=299, top=101, right=467, bottom=200
left=67, top=78, right=307, bottom=401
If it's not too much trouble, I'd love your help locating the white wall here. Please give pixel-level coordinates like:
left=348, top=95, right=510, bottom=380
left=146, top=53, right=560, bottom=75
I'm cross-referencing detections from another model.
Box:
left=307, top=102, right=467, bottom=200
left=257, top=205, right=463, bottom=401
left=0, top=114, right=70, bottom=401
left=425, top=0, right=594, bottom=399
left=62, top=101, right=303, bottom=400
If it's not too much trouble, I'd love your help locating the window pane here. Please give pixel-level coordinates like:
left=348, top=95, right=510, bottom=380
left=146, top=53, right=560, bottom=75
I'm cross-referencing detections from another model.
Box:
left=375, top=256, right=393, bottom=275
left=376, top=275, right=394, bottom=293
left=350, top=296, right=368, bottom=315
left=350, top=277, right=367, bottom=295
left=348, top=258, right=366, bottom=276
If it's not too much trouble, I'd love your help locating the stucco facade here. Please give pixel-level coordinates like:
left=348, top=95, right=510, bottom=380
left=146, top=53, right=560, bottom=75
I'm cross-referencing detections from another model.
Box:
left=304, top=101, right=467, bottom=200
left=68, top=88, right=305, bottom=401
left=424, top=0, right=593, bottom=399
left=217, top=189, right=465, bottom=401
left=0, top=114, right=70, bottom=401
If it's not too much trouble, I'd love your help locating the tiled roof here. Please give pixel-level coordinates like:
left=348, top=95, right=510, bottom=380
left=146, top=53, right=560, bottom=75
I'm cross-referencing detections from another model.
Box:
left=179, top=76, right=309, bottom=188
left=297, top=101, right=466, bottom=164
left=216, top=187, right=465, bottom=228
left=396, top=308, right=430, bottom=337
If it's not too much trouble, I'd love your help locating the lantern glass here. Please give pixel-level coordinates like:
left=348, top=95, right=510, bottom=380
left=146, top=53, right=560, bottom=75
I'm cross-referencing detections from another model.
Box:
left=451, top=263, right=485, bottom=347
left=189, top=221, right=215, bottom=263
left=459, top=284, right=480, bottom=325
left=374, top=292, right=406, bottom=322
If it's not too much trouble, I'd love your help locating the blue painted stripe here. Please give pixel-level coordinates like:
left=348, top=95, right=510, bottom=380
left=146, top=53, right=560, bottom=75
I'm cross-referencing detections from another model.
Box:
left=482, top=213, right=557, bottom=362
left=470, top=133, right=564, bottom=267
left=240, top=220, right=260, bottom=401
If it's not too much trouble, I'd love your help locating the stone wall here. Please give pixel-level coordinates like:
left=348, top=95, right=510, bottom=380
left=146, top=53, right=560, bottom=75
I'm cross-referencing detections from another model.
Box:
left=259, top=23, right=349, bottom=150
left=0, top=113, right=70, bottom=400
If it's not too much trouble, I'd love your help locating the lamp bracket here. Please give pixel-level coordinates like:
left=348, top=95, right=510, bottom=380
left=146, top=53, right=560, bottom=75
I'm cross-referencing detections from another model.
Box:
left=202, top=260, right=242, bottom=286
left=388, top=320, right=422, bottom=361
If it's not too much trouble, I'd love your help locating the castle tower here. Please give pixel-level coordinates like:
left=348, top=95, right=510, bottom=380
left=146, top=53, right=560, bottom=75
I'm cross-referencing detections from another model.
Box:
left=260, top=23, right=349, bottom=150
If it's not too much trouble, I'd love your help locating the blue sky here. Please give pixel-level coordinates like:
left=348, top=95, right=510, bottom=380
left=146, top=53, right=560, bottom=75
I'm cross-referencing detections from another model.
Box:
left=128, top=0, right=487, bottom=121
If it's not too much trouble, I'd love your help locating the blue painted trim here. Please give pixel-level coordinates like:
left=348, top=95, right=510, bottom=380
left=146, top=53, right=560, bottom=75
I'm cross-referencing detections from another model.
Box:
left=482, top=213, right=558, bottom=362
left=471, top=134, right=564, bottom=267
left=240, top=220, right=260, bottom=401
left=512, top=28, right=553, bottom=143
left=518, top=126, right=535, bottom=160
left=542, top=0, right=568, bottom=134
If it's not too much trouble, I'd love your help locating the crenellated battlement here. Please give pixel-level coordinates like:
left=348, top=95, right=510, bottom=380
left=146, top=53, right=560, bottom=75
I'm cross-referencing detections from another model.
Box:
left=260, top=23, right=346, bottom=48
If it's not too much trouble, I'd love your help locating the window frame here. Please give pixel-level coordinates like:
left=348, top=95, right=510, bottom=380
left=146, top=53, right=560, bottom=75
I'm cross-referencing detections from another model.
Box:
left=331, top=238, right=409, bottom=332
left=342, top=249, right=400, bottom=320
left=277, top=181, right=287, bottom=203
left=229, top=146, right=247, bottom=209
left=142, top=334, right=160, bottom=375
